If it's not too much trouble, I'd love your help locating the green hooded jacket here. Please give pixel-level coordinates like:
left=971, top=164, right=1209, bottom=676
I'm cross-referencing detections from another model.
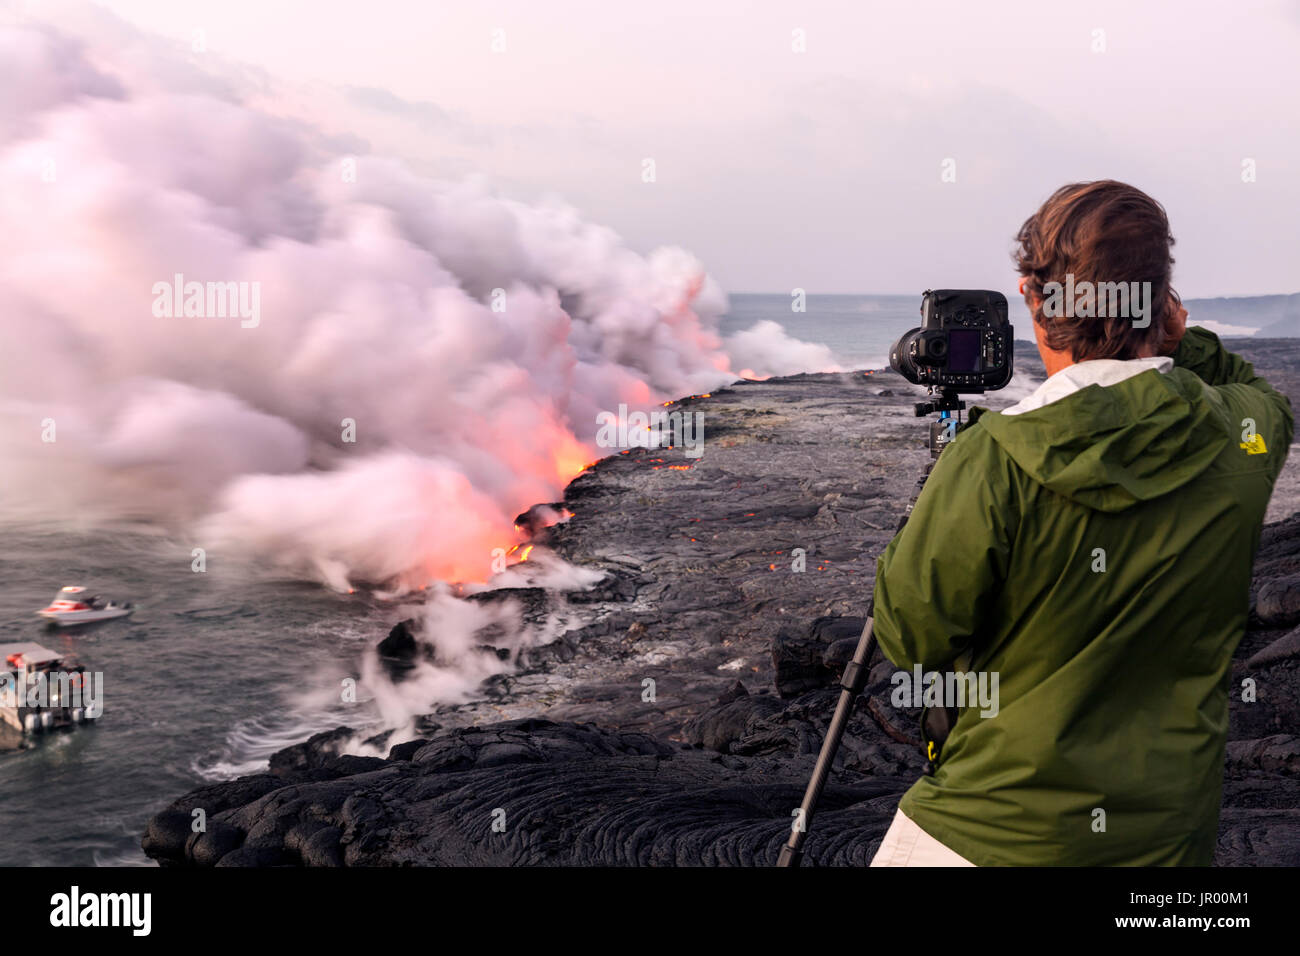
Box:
left=872, top=327, right=1293, bottom=866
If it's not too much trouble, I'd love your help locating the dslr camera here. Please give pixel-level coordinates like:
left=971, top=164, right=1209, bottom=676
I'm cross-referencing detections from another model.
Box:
left=889, top=289, right=1013, bottom=392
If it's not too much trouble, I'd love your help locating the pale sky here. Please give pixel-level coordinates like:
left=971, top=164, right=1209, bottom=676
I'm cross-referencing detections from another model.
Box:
left=59, top=0, right=1300, bottom=297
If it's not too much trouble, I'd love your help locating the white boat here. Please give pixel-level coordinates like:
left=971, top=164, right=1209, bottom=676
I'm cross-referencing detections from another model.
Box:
left=36, top=586, right=133, bottom=626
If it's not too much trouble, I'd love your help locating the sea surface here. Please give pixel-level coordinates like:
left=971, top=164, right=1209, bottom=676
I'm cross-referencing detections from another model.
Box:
left=718, top=291, right=1285, bottom=371
left=0, top=292, right=1291, bottom=866
left=719, top=293, right=920, bottom=371
left=0, top=524, right=394, bottom=866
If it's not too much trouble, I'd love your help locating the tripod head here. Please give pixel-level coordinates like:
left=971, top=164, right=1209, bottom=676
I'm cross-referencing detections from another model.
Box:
left=915, top=387, right=965, bottom=459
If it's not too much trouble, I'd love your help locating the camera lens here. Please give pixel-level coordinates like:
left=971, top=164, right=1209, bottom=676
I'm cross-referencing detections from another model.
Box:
left=915, top=331, right=948, bottom=364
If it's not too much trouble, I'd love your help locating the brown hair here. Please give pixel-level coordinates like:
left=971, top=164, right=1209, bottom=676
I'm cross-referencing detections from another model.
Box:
left=1013, top=180, right=1177, bottom=361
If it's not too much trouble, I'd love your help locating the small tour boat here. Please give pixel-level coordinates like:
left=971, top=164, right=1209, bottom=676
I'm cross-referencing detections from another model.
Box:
left=36, top=586, right=133, bottom=626
left=1, top=642, right=92, bottom=742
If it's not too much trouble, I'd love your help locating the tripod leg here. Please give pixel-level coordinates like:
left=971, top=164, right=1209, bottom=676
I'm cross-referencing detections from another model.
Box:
left=777, top=457, right=940, bottom=867
left=776, top=614, right=875, bottom=867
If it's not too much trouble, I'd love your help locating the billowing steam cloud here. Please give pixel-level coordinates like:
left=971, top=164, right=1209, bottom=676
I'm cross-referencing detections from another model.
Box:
left=358, top=585, right=529, bottom=744
left=356, top=549, right=605, bottom=747
left=0, top=19, right=835, bottom=592
left=726, top=320, right=842, bottom=379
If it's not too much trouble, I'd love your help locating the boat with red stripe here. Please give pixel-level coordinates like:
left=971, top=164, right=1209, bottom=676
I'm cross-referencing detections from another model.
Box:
left=36, top=586, right=133, bottom=626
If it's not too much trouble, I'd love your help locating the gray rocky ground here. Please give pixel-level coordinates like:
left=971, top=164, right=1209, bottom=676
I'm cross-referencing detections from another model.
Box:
left=143, top=338, right=1300, bottom=866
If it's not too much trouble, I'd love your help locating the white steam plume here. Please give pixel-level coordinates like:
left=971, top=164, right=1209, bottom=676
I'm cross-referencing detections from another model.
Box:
left=0, top=16, right=833, bottom=593
left=725, top=319, right=843, bottom=379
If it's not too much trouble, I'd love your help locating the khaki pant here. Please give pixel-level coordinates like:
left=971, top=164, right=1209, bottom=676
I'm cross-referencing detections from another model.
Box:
left=869, top=808, right=975, bottom=867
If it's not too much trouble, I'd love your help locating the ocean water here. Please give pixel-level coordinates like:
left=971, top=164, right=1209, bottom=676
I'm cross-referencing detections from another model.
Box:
left=720, top=293, right=923, bottom=371
left=719, top=291, right=1296, bottom=372
left=0, top=524, right=394, bottom=866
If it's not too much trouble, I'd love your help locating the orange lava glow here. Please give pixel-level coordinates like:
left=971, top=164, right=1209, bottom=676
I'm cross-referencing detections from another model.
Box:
left=554, top=438, right=596, bottom=483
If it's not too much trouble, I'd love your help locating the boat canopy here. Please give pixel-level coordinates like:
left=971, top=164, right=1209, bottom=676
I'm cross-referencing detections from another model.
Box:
left=49, top=587, right=96, bottom=606
left=1, top=642, right=64, bottom=667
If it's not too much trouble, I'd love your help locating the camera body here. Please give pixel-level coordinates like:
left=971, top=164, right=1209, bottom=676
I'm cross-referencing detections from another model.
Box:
left=889, top=289, right=1013, bottom=392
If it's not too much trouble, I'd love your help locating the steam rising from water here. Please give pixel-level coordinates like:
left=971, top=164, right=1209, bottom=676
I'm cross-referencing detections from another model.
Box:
left=358, top=585, right=528, bottom=744
left=0, top=21, right=834, bottom=593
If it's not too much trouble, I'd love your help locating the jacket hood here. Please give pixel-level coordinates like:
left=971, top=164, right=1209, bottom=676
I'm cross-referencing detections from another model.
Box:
left=971, top=368, right=1230, bottom=512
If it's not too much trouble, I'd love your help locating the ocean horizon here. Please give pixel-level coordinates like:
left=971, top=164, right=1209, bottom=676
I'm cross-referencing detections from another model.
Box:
left=720, top=291, right=1300, bottom=372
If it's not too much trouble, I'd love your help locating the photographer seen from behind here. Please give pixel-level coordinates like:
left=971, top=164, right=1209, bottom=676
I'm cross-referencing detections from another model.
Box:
left=870, top=180, right=1293, bottom=866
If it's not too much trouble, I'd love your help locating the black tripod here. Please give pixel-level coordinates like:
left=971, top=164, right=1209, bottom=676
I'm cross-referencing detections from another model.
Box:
left=776, top=388, right=965, bottom=868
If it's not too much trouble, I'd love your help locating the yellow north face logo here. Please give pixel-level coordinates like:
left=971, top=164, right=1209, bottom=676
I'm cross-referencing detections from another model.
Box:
left=1240, top=434, right=1268, bottom=455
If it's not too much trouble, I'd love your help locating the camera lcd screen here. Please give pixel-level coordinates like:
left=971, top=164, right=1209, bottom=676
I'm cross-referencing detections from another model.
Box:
left=947, top=329, right=981, bottom=372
